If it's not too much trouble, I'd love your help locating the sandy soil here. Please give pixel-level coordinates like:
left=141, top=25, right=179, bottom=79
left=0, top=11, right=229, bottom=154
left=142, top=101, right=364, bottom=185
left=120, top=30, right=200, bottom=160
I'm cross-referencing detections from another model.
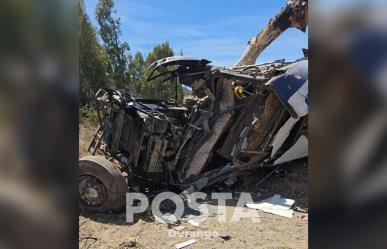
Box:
left=79, top=123, right=308, bottom=249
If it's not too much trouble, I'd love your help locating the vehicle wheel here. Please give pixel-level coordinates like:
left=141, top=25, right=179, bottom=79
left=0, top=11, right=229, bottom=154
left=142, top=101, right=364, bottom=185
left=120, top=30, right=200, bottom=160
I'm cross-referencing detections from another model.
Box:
left=79, top=156, right=127, bottom=212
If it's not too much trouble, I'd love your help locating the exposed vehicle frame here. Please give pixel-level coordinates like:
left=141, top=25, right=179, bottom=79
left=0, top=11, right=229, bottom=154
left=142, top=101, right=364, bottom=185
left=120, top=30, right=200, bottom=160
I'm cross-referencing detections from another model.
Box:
left=79, top=56, right=308, bottom=212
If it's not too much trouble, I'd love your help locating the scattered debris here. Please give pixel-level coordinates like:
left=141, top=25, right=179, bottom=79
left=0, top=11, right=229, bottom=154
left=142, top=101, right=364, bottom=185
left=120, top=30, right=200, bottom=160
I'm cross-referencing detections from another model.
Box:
left=250, top=165, right=282, bottom=191
left=79, top=0, right=308, bottom=214
left=185, top=211, right=209, bottom=227
left=78, top=0, right=310, bottom=247
left=119, top=238, right=137, bottom=248
left=119, top=230, right=142, bottom=248
left=79, top=236, right=98, bottom=241
left=300, top=215, right=308, bottom=221
left=246, top=194, right=295, bottom=218
left=297, top=214, right=308, bottom=222
left=161, top=213, right=179, bottom=224
left=224, top=176, right=238, bottom=186
left=174, top=239, right=197, bottom=249
left=187, top=219, right=200, bottom=227
left=294, top=206, right=308, bottom=213
left=173, top=225, right=186, bottom=231
left=79, top=236, right=98, bottom=249
left=218, top=232, right=231, bottom=241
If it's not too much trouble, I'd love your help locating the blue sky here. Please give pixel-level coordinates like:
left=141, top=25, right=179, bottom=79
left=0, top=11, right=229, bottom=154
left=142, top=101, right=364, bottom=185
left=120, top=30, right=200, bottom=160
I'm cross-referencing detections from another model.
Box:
left=84, top=0, right=308, bottom=67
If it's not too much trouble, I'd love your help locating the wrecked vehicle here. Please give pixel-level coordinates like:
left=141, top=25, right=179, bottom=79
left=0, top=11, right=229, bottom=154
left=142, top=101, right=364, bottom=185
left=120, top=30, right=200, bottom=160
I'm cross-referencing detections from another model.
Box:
left=79, top=56, right=308, bottom=212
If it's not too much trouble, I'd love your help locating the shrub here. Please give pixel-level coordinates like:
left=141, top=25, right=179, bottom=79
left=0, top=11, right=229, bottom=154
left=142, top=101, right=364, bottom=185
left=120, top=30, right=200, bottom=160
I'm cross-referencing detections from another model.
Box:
left=80, top=104, right=99, bottom=126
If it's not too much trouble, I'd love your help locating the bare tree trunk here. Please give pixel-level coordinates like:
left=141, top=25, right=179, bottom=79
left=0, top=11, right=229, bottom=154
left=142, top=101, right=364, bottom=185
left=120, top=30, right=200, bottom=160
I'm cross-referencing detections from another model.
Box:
left=233, top=0, right=308, bottom=67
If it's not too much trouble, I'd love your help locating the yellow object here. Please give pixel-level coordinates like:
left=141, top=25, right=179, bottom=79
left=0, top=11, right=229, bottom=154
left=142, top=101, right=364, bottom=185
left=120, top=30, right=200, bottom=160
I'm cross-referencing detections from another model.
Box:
left=233, top=86, right=245, bottom=99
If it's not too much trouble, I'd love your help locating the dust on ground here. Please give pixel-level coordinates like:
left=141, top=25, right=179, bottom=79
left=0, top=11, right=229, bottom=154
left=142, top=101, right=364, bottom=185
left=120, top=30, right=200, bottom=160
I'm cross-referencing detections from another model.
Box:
left=79, top=123, right=308, bottom=249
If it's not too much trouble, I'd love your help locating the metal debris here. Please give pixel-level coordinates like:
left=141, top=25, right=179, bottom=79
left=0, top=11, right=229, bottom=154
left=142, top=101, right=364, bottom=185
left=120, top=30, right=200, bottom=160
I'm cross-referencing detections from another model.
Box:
left=79, top=0, right=309, bottom=215
left=218, top=232, right=231, bottom=241
left=246, top=194, right=295, bottom=218
left=174, top=239, right=197, bottom=249
left=187, top=219, right=200, bottom=227
left=224, top=176, right=238, bottom=186
left=173, top=225, right=186, bottom=231
left=82, top=56, right=308, bottom=203
left=119, top=238, right=137, bottom=248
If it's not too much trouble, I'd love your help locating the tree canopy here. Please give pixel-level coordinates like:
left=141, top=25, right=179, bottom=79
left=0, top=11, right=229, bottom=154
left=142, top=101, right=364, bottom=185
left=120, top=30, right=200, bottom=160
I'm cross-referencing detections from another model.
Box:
left=79, top=0, right=184, bottom=106
left=96, top=0, right=130, bottom=90
left=79, top=0, right=108, bottom=105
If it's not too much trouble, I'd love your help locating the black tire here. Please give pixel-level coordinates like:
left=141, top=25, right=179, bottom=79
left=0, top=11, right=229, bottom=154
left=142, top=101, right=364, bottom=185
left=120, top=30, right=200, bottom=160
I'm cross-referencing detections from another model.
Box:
left=79, top=156, right=127, bottom=212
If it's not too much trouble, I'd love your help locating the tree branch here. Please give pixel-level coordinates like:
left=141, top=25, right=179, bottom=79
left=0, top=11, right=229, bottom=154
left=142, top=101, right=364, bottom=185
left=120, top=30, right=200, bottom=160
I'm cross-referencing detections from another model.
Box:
left=234, top=0, right=308, bottom=67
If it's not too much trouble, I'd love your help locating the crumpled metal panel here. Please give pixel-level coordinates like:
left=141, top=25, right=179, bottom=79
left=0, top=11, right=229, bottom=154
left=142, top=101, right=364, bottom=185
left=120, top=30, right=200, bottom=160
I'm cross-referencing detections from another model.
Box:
left=268, top=59, right=308, bottom=118
left=185, top=79, right=234, bottom=178
left=240, top=94, right=283, bottom=164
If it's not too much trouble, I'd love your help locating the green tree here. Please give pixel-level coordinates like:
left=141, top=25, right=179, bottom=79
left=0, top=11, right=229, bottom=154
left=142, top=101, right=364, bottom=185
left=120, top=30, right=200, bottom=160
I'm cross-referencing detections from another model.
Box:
left=96, top=0, right=130, bottom=91
left=145, top=42, right=174, bottom=66
left=79, top=0, right=109, bottom=105
left=143, top=41, right=184, bottom=102
left=128, top=51, right=146, bottom=97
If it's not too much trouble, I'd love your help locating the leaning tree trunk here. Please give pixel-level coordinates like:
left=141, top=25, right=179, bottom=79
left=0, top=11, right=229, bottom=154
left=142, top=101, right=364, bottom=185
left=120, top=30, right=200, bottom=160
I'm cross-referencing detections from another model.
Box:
left=233, top=0, right=308, bottom=67
left=221, top=0, right=308, bottom=166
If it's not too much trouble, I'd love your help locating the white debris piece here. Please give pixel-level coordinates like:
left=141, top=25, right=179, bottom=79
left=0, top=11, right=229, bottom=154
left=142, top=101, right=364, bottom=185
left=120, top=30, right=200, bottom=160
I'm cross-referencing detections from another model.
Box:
left=175, top=239, right=197, bottom=249
left=173, top=225, right=186, bottom=231
left=187, top=219, right=200, bottom=227
left=155, top=213, right=178, bottom=224
left=185, top=206, right=209, bottom=227
left=246, top=194, right=295, bottom=218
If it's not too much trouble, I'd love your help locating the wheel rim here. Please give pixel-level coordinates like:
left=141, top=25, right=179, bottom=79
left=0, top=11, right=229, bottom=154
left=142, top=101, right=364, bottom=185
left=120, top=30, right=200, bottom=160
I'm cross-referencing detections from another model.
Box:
left=79, top=175, right=107, bottom=206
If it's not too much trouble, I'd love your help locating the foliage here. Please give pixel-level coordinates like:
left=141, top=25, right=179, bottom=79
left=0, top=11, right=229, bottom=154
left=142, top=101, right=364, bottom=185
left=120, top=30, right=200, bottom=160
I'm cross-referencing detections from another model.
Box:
left=143, top=42, right=184, bottom=103
left=79, top=104, right=99, bottom=125
left=79, top=0, right=187, bottom=124
left=127, top=42, right=185, bottom=103
left=143, top=42, right=174, bottom=100
left=96, top=0, right=130, bottom=91
left=128, top=51, right=146, bottom=98
left=79, top=0, right=109, bottom=105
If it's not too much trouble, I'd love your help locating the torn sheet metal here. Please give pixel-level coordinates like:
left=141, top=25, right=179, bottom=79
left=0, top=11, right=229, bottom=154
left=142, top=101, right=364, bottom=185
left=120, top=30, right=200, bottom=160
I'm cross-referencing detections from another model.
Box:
left=268, top=60, right=308, bottom=118
left=270, top=117, right=299, bottom=158
left=246, top=194, right=295, bottom=218
left=87, top=55, right=309, bottom=206
left=273, top=135, right=308, bottom=165
left=185, top=79, right=234, bottom=178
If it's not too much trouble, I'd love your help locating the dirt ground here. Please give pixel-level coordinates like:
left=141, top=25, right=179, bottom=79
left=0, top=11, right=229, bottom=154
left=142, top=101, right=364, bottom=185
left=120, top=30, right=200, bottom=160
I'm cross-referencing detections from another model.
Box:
left=79, top=123, right=308, bottom=249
